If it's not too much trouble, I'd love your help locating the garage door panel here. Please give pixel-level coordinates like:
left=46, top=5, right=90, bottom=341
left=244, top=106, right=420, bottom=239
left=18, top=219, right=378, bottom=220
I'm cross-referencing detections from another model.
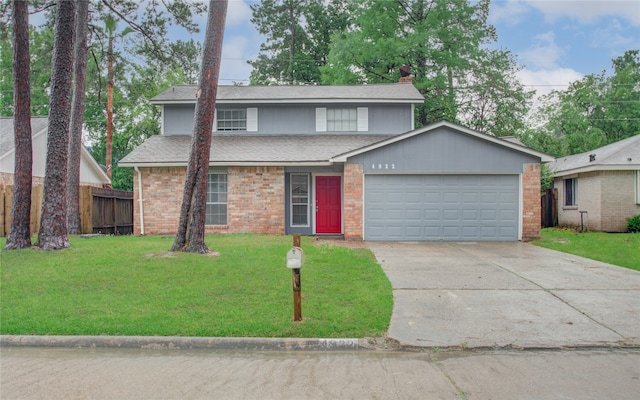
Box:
left=364, top=174, right=518, bottom=241
left=462, top=209, right=478, bottom=221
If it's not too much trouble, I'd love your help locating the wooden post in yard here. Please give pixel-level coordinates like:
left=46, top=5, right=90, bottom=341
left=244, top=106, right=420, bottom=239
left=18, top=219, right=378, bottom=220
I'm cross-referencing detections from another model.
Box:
left=292, top=234, right=302, bottom=321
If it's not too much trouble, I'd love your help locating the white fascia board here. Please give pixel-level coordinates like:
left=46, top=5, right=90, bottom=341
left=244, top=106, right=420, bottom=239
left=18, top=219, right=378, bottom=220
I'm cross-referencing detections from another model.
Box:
left=553, top=164, right=640, bottom=177
left=118, top=162, right=187, bottom=168
left=209, top=161, right=335, bottom=167
left=331, top=121, right=555, bottom=163
left=150, top=99, right=423, bottom=105
left=119, top=161, right=336, bottom=168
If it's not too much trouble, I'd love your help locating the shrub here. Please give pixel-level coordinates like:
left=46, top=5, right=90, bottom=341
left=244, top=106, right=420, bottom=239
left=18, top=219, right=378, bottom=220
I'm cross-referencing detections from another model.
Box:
left=627, top=214, right=640, bottom=233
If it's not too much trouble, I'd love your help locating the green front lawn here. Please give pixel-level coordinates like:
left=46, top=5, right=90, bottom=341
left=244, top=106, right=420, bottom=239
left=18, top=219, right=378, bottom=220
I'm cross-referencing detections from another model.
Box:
left=0, top=235, right=393, bottom=338
left=532, top=228, right=640, bottom=271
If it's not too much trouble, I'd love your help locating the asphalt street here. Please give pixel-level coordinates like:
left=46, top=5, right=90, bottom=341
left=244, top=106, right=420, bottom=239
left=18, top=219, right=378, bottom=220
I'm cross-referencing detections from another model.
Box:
left=1, top=347, right=639, bottom=400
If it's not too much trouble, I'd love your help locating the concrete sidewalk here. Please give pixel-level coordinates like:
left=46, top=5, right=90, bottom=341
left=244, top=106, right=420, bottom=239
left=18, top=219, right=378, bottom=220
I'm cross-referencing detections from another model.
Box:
left=368, top=241, right=640, bottom=349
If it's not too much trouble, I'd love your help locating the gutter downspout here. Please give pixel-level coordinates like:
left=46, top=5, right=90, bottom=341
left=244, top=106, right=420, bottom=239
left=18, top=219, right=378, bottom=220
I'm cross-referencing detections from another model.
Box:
left=134, top=166, right=145, bottom=235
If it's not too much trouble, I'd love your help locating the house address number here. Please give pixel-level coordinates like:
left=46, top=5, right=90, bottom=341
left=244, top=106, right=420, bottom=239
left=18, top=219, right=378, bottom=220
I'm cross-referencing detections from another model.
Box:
left=371, top=163, right=396, bottom=170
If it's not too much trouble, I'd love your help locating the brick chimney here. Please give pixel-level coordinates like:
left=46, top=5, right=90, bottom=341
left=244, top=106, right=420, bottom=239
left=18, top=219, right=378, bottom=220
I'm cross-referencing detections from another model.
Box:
left=399, top=65, right=412, bottom=83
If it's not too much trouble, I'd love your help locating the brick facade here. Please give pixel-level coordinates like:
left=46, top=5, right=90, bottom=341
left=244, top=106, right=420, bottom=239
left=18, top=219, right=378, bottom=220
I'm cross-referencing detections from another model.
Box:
left=343, top=163, right=364, bottom=240
left=521, top=163, right=542, bottom=241
left=223, top=166, right=284, bottom=235
left=134, top=166, right=285, bottom=236
left=134, top=163, right=546, bottom=240
left=555, top=170, right=640, bottom=232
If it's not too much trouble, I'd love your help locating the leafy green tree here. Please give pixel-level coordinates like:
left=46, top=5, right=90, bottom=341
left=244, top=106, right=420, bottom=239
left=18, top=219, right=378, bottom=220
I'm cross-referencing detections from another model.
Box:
left=0, top=23, right=54, bottom=117
left=321, top=0, right=532, bottom=136
left=521, top=50, right=639, bottom=156
left=2, top=1, right=208, bottom=193
left=249, top=0, right=349, bottom=84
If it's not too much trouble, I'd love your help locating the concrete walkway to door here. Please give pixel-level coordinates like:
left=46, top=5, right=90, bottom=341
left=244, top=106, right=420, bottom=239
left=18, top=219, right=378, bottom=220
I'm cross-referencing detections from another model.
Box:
left=367, top=242, right=640, bottom=349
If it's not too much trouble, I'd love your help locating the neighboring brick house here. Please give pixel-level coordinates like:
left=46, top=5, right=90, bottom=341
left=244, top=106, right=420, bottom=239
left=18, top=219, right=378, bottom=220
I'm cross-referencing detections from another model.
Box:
left=0, top=116, right=110, bottom=188
left=549, top=135, right=640, bottom=232
left=119, top=83, right=552, bottom=241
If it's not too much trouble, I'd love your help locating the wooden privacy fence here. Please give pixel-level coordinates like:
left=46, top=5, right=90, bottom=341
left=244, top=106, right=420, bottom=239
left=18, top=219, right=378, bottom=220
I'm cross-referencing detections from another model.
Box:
left=541, top=188, right=558, bottom=229
left=1, top=185, right=133, bottom=236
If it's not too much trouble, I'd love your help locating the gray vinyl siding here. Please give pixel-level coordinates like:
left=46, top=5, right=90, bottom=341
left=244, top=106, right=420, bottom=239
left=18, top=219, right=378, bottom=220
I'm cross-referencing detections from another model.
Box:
left=162, top=103, right=413, bottom=135
left=163, top=104, right=195, bottom=135
left=348, top=126, right=540, bottom=174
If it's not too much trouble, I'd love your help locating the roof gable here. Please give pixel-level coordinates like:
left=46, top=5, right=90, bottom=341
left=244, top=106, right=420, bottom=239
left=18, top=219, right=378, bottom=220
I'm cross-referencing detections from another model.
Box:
left=331, top=120, right=554, bottom=163
left=550, top=135, right=640, bottom=176
left=151, top=83, right=425, bottom=104
left=1, top=116, right=48, bottom=156
left=0, top=117, right=110, bottom=185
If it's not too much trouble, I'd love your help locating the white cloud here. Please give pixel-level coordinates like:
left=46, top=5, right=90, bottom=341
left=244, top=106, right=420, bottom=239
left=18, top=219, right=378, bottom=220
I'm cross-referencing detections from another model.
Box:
left=590, top=19, right=637, bottom=54
left=519, top=31, right=566, bottom=69
left=517, top=67, right=584, bottom=109
left=489, top=0, right=532, bottom=26
left=220, top=36, right=253, bottom=83
left=526, top=0, right=640, bottom=25
left=226, top=0, right=253, bottom=28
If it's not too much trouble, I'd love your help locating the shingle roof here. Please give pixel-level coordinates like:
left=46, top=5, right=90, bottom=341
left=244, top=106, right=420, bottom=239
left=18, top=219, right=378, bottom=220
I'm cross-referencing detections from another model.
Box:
left=118, top=134, right=393, bottom=166
left=150, top=83, right=425, bottom=104
left=0, top=116, right=49, bottom=156
left=549, top=134, right=640, bottom=176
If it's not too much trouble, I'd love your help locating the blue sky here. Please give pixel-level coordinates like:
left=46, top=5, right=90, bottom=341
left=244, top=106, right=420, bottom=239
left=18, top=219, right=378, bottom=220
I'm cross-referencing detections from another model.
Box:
left=181, top=0, right=639, bottom=104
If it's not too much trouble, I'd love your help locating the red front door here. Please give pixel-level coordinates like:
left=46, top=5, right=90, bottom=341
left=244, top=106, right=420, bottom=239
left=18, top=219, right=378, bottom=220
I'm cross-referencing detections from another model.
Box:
left=315, top=176, right=342, bottom=234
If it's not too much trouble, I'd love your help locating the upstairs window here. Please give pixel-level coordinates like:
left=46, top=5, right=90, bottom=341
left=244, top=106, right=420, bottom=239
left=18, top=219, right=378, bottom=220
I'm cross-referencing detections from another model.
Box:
left=564, top=178, right=577, bottom=206
left=217, top=109, right=246, bottom=131
left=316, top=107, right=368, bottom=132
left=327, top=108, right=357, bottom=131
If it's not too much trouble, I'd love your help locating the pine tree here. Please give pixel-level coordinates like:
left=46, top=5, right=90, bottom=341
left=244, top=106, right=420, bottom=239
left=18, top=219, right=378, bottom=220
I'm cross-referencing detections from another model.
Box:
left=36, top=0, right=76, bottom=250
left=4, top=0, right=33, bottom=251
left=171, top=0, right=228, bottom=253
left=66, top=0, right=90, bottom=235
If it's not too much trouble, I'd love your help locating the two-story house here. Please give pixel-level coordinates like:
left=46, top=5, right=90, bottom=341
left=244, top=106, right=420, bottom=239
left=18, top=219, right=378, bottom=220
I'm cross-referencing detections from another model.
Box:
left=119, top=82, right=552, bottom=241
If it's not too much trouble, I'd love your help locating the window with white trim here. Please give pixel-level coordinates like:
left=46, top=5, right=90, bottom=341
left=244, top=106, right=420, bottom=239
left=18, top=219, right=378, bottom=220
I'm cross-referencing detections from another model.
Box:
left=217, top=109, right=246, bottom=131
left=207, top=173, right=227, bottom=225
left=291, top=174, right=310, bottom=226
left=564, top=178, right=577, bottom=206
left=327, top=108, right=357, bottom=131
left=316, top=107, right=368, bottom=132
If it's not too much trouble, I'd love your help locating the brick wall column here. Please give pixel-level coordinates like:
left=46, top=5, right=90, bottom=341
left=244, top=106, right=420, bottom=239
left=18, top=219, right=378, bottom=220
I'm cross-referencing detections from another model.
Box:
left=522, top=163, right=541, bottom=241
left=343, top=163, right=364, bottom=240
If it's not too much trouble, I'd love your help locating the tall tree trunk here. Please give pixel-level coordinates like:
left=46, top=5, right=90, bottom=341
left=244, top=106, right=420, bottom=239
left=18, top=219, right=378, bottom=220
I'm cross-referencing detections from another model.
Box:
left=66, top=0, right=90, bottom=235
left=171, top=0, right=228, bottom=253
left=4, top=0, right=32, bottom=251
left=36, top=0, right=77, bottom=251
left=106, top=35, right=114, bottom=181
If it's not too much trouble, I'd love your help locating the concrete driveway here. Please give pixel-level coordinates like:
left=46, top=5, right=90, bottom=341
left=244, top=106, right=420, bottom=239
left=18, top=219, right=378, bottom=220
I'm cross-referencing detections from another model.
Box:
left=367, top=242, right=640, bottom=349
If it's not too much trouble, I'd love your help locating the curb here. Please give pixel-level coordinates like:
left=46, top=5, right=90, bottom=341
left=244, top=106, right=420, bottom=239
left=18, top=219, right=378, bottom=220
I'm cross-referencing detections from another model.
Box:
left=0, top=335, right=362, bottom=351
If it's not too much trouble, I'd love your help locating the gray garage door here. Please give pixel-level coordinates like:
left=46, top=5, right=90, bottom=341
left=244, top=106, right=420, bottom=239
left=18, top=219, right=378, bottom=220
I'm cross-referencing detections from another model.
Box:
left=364, top=175, right=519, bottom=241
